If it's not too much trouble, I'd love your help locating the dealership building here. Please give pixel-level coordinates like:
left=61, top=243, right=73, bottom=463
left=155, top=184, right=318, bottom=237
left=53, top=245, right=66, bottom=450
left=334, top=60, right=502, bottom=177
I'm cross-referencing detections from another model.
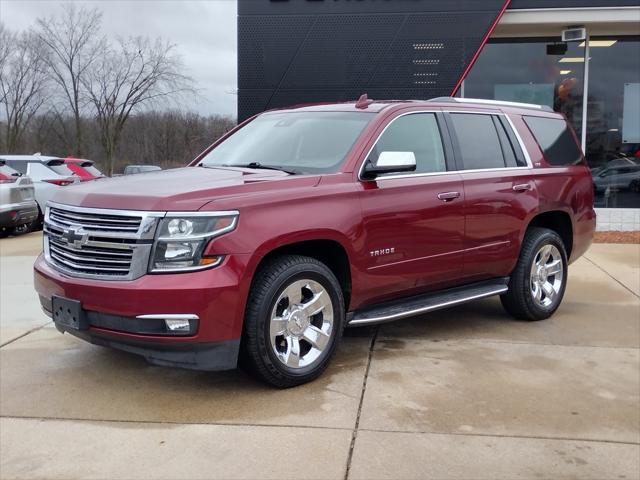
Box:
left=238, top=0, right=640, bottom=230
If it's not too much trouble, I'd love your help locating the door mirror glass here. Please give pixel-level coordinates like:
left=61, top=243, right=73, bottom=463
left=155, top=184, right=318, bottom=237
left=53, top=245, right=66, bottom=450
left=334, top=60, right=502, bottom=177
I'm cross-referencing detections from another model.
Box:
left=362, top=151, right=416, bottom=179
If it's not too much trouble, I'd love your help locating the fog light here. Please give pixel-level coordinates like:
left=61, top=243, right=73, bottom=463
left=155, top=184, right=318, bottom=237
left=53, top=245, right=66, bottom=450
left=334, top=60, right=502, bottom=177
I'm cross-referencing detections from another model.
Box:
left=165, top=318, right=191, bottom=332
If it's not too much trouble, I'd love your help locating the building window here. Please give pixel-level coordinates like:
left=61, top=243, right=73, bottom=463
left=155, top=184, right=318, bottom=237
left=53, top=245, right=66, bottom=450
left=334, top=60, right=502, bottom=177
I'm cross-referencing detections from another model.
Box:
left=464, top=36, right=640, bottom=209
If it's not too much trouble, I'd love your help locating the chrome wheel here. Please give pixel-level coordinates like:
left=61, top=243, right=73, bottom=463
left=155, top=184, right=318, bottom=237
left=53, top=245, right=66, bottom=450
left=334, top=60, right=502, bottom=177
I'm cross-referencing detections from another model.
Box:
left=530, top=244, right=564, bottom=308
left=269, top=279, right=334, bottom=369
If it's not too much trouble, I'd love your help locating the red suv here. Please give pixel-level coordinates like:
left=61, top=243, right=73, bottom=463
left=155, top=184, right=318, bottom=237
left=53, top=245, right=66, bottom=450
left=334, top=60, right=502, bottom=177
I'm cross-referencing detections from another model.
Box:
left=34, top=97, right=595, bottom=387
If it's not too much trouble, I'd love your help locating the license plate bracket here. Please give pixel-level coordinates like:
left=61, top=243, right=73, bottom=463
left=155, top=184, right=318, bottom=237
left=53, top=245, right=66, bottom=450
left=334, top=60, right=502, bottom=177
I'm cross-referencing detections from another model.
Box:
left=52, top=296, right=88, bottom=330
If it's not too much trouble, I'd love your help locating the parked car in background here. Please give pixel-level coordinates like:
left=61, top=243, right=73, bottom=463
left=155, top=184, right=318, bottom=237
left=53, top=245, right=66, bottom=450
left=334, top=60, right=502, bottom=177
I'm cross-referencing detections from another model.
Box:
left=0, top=155, right=79, bottom=226
left=590, top=156, right=639, bottom=176
left=34, top=97, right=596, bottom=387
left=0, top=161, right=39, bottom=237
left=61, top=158, right=106, bottom=181
left=123, top=165, right=162, bottom=175
left=592, top=164, right=640, bottom=193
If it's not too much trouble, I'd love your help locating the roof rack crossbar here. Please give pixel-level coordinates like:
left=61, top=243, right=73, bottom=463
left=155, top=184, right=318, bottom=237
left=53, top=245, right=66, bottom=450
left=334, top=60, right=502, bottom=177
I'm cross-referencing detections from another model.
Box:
left=428, top=97, right=553, bottom=112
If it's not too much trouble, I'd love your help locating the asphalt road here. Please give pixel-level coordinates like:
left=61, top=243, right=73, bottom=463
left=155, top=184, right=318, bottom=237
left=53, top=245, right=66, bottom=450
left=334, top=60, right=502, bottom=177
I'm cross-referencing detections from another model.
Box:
left=1, top=232, right=639, bottom=479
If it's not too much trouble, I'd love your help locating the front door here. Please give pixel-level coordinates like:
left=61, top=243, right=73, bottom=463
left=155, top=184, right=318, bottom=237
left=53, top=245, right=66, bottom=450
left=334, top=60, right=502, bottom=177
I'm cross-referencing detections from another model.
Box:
left=357, top=112, right=465, bottom=304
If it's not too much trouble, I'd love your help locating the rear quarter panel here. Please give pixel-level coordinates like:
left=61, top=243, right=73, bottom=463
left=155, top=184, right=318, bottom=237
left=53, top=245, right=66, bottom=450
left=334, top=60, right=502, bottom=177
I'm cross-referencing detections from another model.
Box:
left=510, top=113, right=596, bottom=262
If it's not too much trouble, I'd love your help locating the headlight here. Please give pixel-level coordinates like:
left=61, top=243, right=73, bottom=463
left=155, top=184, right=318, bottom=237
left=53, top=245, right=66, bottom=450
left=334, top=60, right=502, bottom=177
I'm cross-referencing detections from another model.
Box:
left=149, top=212, right=238, bottom=272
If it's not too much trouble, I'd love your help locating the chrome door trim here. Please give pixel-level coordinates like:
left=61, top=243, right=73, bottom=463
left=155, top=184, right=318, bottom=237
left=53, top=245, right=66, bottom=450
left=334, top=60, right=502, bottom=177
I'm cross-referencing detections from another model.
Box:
left=357, top=110, right=533, bottom=182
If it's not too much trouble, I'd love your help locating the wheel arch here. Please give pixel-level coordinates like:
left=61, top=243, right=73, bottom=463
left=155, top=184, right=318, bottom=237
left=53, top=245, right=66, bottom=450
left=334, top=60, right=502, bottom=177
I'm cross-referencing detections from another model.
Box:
left=525, top=210, right=573, bottom=259
left=249, top=235, right=353, bottom=311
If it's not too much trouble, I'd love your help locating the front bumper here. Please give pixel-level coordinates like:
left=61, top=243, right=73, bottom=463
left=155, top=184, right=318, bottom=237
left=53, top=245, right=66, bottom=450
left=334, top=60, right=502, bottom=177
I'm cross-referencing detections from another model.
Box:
left=34, top=253, right=252, bottom=371
left=0, top=200, right=38, bottom=228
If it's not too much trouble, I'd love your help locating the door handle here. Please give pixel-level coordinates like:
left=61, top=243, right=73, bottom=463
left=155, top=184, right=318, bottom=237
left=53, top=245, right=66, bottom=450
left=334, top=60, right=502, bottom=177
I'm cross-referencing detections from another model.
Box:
left=437, top=191, right=460, bottom=202
left=513, top=183, right=532, bottom=192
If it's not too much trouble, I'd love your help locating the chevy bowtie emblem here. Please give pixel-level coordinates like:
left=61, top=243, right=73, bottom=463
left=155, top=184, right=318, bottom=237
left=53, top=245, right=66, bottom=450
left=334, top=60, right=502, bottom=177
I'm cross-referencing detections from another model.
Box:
left=61, top=227, right=87, bottom=248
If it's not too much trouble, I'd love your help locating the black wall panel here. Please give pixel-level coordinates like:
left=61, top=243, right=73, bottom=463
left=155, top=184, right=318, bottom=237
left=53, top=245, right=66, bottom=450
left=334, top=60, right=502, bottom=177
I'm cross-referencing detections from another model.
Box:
left=238, top=0, right=509, bottom=120
left=237, top=0, right=630, bottom=120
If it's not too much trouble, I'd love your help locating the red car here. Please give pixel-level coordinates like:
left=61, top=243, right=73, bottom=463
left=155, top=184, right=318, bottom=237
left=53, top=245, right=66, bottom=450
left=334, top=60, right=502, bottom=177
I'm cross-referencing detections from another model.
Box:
left=60, top=158, right=105, bottom=181
left=34, top=97, right=595, bottom=387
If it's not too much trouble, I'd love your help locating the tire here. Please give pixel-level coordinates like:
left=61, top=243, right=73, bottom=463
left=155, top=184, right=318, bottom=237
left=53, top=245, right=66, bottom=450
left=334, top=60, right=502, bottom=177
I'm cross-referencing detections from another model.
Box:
left=240, top=254, right=345, bottom=388
left=0, top=227, right=11, bottom=239
left=501, top=227, right=568, bottom=321
left=13, top=222, right=32, bottom=235
left=629, top=180, right=640, bottom=193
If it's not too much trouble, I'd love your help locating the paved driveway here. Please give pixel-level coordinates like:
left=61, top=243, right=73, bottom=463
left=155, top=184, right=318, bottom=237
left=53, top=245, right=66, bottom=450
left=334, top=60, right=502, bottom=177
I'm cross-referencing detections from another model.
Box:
left=1, top=233, right=639, bottom=479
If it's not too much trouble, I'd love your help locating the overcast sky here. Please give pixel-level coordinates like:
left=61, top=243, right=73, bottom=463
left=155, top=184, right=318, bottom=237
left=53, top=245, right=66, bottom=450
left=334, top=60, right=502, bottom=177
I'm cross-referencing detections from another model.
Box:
left=0, top=0, right=238, bottom=117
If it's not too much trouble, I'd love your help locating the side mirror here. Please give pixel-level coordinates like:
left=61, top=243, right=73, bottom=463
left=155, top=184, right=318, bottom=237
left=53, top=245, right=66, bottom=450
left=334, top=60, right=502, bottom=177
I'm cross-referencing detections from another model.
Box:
left=362, top=151, right=417, bottom=179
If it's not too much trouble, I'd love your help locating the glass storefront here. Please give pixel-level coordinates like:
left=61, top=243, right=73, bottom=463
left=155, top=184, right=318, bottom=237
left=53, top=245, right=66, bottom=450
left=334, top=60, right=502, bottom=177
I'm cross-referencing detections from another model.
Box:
left=464, top=36, right=640, bottom=208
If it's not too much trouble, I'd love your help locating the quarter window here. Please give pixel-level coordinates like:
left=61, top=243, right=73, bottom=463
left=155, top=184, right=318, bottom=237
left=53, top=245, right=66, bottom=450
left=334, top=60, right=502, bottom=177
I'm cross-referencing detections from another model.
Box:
left=449, top=113, right=506, bottom=170
left=523, top=116, right=583, bottom=166
left=368, top=113, right=446, bottom=175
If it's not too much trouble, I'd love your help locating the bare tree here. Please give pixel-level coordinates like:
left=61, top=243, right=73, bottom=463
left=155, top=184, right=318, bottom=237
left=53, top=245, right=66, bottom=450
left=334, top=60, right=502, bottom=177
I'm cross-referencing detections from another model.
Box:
left=35, top=3, right=104, bottom=156
left=0, top=29, right=49, bottom=152
left=0, top=24, right=13, bottom=106
left=83, top=36, right=195, bottom=175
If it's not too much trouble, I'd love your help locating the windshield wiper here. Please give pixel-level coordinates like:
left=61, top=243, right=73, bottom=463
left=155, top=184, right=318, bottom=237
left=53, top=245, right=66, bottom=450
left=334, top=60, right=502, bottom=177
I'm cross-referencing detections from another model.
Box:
left=223, top=162, right=298, bottom=175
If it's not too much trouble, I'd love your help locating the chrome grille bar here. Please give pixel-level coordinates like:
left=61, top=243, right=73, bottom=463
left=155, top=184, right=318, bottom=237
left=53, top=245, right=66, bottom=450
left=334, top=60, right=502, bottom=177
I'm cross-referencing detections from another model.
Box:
left=44, top=202, right=164, bottom=281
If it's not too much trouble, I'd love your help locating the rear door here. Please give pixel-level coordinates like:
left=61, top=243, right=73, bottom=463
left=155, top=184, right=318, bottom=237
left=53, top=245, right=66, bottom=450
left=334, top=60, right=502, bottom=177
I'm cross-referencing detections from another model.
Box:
left=445, top=111, right=538, bottom=281
left=357, top=111, right=465, bottom=303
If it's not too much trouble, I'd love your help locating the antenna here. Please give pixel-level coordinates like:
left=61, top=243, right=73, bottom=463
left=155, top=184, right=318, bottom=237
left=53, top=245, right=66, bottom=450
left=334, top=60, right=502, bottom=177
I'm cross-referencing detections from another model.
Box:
left=355, top=94, right=373, bottom=109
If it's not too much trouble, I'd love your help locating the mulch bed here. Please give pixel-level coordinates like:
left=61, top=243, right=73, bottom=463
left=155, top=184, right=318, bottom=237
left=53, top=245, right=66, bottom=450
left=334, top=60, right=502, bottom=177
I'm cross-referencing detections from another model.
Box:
left=594, top=231, right=640, bottom=244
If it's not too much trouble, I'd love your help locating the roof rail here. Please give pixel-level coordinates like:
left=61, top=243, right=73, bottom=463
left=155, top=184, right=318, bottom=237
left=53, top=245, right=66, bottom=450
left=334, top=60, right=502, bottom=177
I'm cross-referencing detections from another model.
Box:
left=428, top=97, right=553, bottom=112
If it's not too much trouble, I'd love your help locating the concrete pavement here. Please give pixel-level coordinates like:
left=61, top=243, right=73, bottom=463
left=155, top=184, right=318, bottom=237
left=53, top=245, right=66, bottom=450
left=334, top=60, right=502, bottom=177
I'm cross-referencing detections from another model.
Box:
left=0, top=233, right=638, bottom=479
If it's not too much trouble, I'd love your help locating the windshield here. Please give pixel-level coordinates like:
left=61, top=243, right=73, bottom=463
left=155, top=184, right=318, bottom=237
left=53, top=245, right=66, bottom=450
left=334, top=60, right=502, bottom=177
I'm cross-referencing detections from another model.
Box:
left=198, top=111, right=375, bottom=174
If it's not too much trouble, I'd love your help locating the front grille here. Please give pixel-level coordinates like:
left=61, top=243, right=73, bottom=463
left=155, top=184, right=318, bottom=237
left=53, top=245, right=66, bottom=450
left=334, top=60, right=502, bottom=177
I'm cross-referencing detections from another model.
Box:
left=44, top=203, right=163, bottom=280
left=49, top=206, right=142, bottom=232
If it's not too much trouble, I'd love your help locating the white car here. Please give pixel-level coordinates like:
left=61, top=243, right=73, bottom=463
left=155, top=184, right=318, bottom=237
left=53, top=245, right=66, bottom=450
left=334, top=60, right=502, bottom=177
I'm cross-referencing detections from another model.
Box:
left=0, top=155, right=79, bottom=225
left=0, top=161, right=39, bottom=237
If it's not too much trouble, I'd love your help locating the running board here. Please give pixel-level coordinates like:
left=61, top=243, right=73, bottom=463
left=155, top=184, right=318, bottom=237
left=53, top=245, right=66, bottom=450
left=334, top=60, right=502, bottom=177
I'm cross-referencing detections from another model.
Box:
left=348, top=278, right=509, bottom=326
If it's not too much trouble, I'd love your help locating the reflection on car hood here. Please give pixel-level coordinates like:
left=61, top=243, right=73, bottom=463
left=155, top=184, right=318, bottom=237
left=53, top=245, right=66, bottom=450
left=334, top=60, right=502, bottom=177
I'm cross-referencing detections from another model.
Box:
left=49, top=166, right=320, bottom=211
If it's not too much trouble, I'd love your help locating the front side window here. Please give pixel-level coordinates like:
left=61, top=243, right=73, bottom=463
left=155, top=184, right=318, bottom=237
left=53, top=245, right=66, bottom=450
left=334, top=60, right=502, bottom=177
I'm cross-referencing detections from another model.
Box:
left=368, top=113, right=446, bottom=175
left=199, top=111, right=375, bottom=175
left=449, top=113, right=505, bottom=170
left=524, top=116, right=583, bottom=166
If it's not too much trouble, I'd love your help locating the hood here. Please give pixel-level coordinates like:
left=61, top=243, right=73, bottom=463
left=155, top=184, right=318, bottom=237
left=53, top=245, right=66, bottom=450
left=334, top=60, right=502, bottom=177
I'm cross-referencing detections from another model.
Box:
left=50, top=166, right=321, bottom=211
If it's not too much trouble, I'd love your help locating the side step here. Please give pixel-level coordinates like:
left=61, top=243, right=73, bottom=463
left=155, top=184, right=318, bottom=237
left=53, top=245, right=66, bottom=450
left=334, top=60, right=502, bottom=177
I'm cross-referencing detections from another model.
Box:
left=348, top=278, right=509, bottom=327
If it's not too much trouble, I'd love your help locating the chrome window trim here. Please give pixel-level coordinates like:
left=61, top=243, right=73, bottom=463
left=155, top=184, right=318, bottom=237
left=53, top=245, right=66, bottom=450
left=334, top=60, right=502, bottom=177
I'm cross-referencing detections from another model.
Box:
left=503, top=114, right=534, bottom=168
left=357, top=110, right=533, bottom=182
left=357, top=110, right=443, bottom=182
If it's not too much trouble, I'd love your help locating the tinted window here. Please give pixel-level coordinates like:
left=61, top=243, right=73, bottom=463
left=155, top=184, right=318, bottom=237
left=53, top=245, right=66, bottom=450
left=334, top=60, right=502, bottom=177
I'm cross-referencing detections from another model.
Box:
left=524, top=116, right=583, bottom=166
left=369, top=113, right=446, bottom=174
left=449, top=113, right=505, bottom=170
left=4, top=161, right=27, bottom=174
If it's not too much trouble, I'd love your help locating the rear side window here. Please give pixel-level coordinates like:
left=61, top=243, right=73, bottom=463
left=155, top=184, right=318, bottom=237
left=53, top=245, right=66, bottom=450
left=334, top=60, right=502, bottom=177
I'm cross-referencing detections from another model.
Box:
left=523, top=116, right=583, bottom=166
left=4, top=161, right=27, bottom=174
left=369, top=113, right=446, bottom=174
left=449, top=113, right=505, bottom=170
